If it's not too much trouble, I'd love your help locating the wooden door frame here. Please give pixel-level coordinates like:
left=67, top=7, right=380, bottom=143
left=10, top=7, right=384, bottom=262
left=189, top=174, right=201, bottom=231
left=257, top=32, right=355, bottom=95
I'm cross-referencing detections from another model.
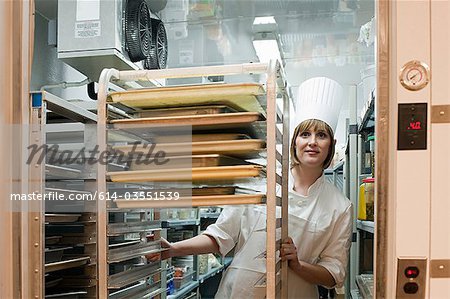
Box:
left=0, top=0, right=35, bottom=298
left=375, top=0, right=391, bottom=297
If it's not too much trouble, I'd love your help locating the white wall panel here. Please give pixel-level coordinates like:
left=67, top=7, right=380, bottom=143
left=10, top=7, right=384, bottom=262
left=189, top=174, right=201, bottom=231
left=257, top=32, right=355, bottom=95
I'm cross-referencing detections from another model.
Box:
left=430, top=126, right=450, bottom=257
left=395, top=151, right=430, bottom=255
left=386, top=1, right=432, bottom=297
left=429, top=280, right=450, bottom=299
left=430, top=0, right=450, bottom=259
left=430, top=0, right=449, bottom=106
left=430, top=2, right=450, bottom=294
left=394, top=0, right=430, bottom=256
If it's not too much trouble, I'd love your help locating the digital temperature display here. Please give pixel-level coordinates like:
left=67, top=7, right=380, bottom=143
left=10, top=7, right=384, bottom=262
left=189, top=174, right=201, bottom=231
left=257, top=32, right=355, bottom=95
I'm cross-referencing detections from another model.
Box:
left=398, top=103, right=427, bottom=150
left=408, top=121, right=422, bottom=130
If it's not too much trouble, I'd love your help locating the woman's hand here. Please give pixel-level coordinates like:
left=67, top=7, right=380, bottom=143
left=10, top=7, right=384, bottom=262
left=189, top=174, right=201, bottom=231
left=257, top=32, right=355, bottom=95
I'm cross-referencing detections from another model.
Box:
left=147, top=234, right=219, bottom=262
left=146, top=237, right=173, bottom=262
left=280, top=237, right=301, bottom=271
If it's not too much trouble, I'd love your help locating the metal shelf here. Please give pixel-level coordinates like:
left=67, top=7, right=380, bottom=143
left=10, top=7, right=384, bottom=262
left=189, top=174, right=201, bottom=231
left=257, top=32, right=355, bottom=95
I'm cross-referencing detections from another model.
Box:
left=107, top=220, right=161, bottom=236
left=200, top=212, right=221, bottom=219
left=356, top=220, right=374, bottom=234
left=356, top=274, right=374, bottom=299
left=333, top=160, right=345, bottom=171
left=36, top=91, right=97, bottom=123
left=358, top=90, right=375, bottom=133
left=45, top=164, right=81, bottom=180
left=324, top=160, right=345, bottom=174
left=108, top=281, right=165, bottom=299
left=198, top=266, right=224, bottom=283
left=108, top=241, right=161, bottom=263
left=108, top=264, right=161, bottom=289
left=45, top=256, right=90, bottom=273
left=351, top=288, right=362, bottom=299
left=162, top=219, right=200, bottom=228
left=167, top=280, right=199, bottom=299
left=223, top=257, right=233, bottom=268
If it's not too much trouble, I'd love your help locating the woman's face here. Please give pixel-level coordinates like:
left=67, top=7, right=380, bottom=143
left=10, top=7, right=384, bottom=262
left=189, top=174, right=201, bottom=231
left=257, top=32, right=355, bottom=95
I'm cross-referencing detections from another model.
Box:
left=295, top=127, right=332, bottom=169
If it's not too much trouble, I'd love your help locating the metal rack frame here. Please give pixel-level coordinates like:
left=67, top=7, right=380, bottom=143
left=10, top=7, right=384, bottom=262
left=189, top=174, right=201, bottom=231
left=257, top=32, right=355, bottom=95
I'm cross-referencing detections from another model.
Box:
left=97, top=61, right=290, bottom=299
left=28, top=91, right=98, bottom=298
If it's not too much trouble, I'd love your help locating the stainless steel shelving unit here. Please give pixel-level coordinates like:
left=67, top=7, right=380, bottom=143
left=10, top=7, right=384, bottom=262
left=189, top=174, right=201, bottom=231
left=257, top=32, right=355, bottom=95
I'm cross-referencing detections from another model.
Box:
left=356, top=220, right=375, bottom=234
left=347, top=85, right=376, bottom=298
left=325, top=160, right=345, bottom=190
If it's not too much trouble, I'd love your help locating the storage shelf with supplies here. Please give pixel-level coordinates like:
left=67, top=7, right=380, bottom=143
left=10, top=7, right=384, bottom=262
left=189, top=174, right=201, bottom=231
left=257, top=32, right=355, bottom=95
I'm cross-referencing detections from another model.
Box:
left=347, top=77, right=376, bottom=299
left=358, top=89, right=375, bottom=133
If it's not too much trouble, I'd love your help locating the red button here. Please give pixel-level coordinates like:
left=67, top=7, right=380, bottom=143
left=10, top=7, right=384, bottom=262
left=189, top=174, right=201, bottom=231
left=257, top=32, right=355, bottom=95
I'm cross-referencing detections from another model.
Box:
left=405, top=266, right=420, bottom=278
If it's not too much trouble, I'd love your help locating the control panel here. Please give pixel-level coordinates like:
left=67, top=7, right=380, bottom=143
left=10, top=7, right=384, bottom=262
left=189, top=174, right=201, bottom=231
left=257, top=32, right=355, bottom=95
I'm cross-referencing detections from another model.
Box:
left=396, top=258, right=427, bottom=298
left=398, top=103, right=427, bottom=150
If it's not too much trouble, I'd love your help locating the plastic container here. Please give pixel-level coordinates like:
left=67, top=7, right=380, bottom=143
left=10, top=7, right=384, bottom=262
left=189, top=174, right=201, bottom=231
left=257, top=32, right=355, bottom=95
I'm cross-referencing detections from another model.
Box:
left=358, top=178, right=375, bottom=221
left=173, top=271, right=195, bottom=289
left=198, top=254, right=209, bottom=275
left=178, top=208, right=190, bottom=220
left=169, top=208, right=197, bottom=220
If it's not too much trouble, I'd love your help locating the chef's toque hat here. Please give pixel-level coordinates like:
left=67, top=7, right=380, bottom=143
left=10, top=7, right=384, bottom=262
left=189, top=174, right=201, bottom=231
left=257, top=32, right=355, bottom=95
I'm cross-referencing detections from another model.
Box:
left=295, top=77, right=343, bottom=133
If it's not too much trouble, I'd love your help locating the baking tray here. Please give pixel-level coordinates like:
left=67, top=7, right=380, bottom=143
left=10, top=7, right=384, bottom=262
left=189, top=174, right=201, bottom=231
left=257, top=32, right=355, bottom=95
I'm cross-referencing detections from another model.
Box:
left=45, top=291, right=87, bottom=299
left=115, top=194, right=264, bottom=208
left=109, top=281, right=164, bottom=299
left=45, top=214, right=81, bottom=223
left=45, top=223, right=96, bottom=236
left=113, top=139, right=265, bottom=159
left=45, top=188, right=92, bottom=199
left=108, top=165, right=263, bottom=183
left=107, top=220, right=161, bottom=236
left=152, top=133, right=250, bottom=143
left=107, top=82, right=265, bottom=114
left=108, top=239, right=141, bottom=249
left=192, top=186, right=235, bottom=196
left=108, top=240, right=161, bottom=263
left=57, top=277, right=96, bottom=288
left=187, top=194, right=264, bottom=207
left=60, top=235, right=96, bottom=245
left=45, top=256, right=90, bottom=273
left=108, top=263, right=161, bottom=289
left=46, top=236, right=62, bottom=245
left=45, top=246, right=72, bottom=263
left=45, top=164, right=81, bottom=179
left=136, top=105, right=237, bottom=118
left=45, top=277, right=63, bottom=288
left=129, top=154, right=250, bottom=171
left=110, top=112, right=263, bottom=130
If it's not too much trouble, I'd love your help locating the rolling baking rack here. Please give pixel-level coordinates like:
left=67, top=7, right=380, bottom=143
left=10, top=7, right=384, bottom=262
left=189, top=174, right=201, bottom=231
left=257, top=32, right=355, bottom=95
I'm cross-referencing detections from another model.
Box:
left=28, top=91, right=99, bottom=298
left=97, top=61, right=291, bottom=299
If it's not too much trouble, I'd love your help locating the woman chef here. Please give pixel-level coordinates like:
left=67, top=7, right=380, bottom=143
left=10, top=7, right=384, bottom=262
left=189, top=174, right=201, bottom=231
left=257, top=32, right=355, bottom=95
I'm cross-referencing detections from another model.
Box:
left=155, top=77, right=353, bottom=299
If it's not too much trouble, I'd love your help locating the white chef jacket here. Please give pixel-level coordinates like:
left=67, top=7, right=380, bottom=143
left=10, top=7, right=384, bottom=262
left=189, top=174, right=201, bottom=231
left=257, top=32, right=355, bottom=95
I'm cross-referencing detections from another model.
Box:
left=203, top=174, right=352, bottom=299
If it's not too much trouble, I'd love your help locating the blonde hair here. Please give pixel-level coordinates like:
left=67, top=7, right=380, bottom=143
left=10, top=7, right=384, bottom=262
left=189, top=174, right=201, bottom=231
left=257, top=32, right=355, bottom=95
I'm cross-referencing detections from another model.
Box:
left=290, top=119, right=335, bottom=170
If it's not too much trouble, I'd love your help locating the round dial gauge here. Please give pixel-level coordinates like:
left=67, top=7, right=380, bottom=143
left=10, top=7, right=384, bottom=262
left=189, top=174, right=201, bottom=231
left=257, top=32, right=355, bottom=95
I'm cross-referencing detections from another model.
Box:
left=399, top=60, right=430, bottom=91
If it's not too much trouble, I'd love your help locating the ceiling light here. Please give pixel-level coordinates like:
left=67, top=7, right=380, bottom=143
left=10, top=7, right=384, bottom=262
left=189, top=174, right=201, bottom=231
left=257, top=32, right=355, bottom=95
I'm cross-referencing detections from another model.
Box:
left=253, top=16, right=276, bottom=25
left=252, top=16, right=283, bottom=65
left=252, top=37, right=283, bottom=65
left=252, top=16, right=278, bottom=33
